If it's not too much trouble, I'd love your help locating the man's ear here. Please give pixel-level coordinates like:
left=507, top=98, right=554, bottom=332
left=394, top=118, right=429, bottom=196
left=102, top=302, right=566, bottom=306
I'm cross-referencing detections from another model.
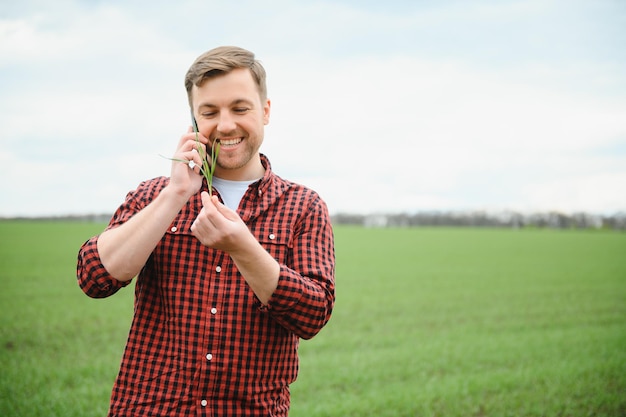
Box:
left=263, top=99, right=271, bottom=125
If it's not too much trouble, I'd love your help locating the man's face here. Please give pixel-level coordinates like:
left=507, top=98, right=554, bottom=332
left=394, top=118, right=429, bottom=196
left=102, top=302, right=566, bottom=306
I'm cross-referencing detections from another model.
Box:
left=191, top=68, right=270, bottom=180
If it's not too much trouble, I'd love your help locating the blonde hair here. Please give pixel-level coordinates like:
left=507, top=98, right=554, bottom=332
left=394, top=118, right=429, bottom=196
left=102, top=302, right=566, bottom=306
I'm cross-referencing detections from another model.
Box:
left=184, top=46, right=267, bottom=107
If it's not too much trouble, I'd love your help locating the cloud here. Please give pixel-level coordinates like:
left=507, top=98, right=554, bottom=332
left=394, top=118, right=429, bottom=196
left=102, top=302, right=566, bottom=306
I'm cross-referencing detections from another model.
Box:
left=0, top=0, right=625, bottom=216
left=263, top=54, right=626, bottom=213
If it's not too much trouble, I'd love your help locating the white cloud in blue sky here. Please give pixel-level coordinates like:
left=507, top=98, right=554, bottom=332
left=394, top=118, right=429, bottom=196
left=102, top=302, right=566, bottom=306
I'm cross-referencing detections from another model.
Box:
left=1, top=0, right=625, bottom=216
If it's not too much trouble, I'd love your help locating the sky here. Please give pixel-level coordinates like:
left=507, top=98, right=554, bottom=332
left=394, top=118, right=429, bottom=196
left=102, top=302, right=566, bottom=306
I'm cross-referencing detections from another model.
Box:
left=1, top=0, right=625, bottom=217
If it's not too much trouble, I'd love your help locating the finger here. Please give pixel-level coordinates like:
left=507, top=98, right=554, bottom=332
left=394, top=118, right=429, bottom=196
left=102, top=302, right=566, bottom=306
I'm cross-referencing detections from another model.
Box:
left=189, top=128, right=209, bottom=145
left=211, top=195, right=238, bottom=220
left=200, top=191, right=212, bottom=207
left=191, top=192, right=213, bottom=233
left=199, top=191, right=222, bottom=227
left=186, top=140, right=207, bottom=158
left=177, top=130, right=207, bottom=153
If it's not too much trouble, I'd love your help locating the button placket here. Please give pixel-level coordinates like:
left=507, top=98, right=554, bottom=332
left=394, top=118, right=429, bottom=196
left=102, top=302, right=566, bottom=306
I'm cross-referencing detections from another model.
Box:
left=200, top=254, right=224, bottom=406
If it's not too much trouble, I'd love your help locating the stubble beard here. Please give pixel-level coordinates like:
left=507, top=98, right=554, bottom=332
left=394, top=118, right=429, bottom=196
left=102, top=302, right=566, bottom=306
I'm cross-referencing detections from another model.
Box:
left=216, top=138, right=260, bottom=171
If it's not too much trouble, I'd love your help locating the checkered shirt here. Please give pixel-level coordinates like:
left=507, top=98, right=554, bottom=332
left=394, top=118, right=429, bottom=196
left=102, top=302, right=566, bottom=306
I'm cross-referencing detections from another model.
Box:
left=77, top=155, right=335, bottom=416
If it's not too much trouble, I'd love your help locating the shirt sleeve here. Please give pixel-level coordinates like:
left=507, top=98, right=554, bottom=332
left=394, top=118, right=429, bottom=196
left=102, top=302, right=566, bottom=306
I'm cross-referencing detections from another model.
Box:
left=263, top=195, right=336, bottom=340
left=76, top=178, right=165, bottom=298
left=77, top=235, right=131, bottom=298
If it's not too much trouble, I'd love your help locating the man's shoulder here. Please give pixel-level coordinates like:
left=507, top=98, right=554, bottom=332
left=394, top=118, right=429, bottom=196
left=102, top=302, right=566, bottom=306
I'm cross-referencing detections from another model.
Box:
left=136, top=176, right=170, bottom=190
left=269, top=173, right=327, bottom=211
left=125, top=176, right=170, bottom=200
left=271, top=173, right=318, bottom=196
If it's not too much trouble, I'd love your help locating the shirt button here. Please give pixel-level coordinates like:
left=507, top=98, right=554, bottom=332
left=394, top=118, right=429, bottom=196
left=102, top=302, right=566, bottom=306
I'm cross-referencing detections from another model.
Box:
left=201, top=399, right=208, bottom=407
left=269, top=233, right=275, bottom=240
left=170, top=226, right=177, bottom=232
left=206, top=353, right=213, bottom=361
left=216, top=266, right=222, bottom=273
left=210, top=307, right=217, bottom=314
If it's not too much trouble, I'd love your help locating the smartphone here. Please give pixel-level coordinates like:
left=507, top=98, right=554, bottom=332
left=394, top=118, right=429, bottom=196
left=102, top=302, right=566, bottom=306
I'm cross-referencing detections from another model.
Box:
left=190, top=109, right=199, bottom=133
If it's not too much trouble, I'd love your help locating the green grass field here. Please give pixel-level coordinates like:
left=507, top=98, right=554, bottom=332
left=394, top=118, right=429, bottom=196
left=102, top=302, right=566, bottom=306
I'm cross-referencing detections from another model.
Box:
left=1, top=221, right=625, bottom=416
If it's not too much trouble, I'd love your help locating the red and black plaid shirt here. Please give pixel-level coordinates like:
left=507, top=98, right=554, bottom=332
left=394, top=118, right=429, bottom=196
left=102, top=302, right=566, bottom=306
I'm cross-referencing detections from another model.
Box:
left=77, top=155, right=335, bottom=416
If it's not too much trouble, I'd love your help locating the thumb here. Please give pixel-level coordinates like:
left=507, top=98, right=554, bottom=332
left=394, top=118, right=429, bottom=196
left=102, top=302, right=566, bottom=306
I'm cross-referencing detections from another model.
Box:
left=200, top=191, right=212, bottom=207
left=211, top=195, right=238, bottom=220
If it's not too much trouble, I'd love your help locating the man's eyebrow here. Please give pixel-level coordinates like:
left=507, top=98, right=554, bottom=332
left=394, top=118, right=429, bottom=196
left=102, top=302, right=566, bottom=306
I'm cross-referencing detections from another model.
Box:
left=198, top=98, right=255, bottom=109
left=231, top=98, right=255, bottom=107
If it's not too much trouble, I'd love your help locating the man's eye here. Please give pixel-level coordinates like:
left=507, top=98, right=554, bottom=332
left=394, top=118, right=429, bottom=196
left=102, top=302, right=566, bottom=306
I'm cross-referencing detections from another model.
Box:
left=201, top=112, right=217, bottom=118
left=234, top=108, right=249, bottom=113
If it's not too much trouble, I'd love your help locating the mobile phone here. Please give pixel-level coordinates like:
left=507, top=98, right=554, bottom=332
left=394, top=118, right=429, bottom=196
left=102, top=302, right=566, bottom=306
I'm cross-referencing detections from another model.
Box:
left=190, top=110, right=216, bottom=159
left=190, top=109, right=199, bottom=133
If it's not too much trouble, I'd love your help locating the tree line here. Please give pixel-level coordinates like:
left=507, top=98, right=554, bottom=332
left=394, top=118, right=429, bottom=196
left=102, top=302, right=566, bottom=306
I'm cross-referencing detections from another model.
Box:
left=3, top=210, right=625, bottom=231
left=332, top=210, right=626, bottom=231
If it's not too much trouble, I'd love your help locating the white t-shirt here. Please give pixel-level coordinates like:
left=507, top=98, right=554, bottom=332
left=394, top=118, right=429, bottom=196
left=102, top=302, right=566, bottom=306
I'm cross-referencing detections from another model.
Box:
left=212, top=177, right=259, bottom=210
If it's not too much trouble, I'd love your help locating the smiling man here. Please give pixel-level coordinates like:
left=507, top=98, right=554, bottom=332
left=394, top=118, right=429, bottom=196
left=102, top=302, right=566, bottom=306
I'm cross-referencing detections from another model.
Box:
left=77, top=46, right=335, bottom=417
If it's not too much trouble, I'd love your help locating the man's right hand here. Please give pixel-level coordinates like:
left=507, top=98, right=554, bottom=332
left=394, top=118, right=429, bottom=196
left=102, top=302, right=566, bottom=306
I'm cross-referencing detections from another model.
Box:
left=168, top=126, right=210, bottom=200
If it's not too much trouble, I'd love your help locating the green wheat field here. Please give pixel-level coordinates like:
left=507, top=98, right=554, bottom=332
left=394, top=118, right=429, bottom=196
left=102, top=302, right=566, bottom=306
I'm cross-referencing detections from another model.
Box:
left=1, top=221, right=625, bottom=416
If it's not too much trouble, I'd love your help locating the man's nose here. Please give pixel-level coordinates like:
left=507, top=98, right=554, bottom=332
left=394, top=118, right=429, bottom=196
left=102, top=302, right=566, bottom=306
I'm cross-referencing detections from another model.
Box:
left=217, top=112, right=236, bottom=133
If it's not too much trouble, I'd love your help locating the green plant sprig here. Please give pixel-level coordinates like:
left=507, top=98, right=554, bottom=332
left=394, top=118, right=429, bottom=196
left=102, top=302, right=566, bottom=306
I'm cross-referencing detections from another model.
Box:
left=197, top=136, right=220, bottom=195
left=160, top=125, right=220, bottom=195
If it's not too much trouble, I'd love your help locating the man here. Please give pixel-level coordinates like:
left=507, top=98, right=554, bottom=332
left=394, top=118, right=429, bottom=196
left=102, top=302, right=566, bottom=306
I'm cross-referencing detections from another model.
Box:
left=77, top=46, right=335, bottom=416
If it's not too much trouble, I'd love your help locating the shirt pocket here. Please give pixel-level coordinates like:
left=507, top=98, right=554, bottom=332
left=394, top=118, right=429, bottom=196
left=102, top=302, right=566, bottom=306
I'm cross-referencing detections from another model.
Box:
left=253, top=225, right=292, bottom=262
left=156, top=218, right=197, bottom=266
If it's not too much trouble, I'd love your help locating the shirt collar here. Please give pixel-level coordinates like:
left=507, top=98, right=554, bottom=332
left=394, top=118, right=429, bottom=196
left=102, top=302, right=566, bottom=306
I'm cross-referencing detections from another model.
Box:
left=255, top=153, right=274, bottom=196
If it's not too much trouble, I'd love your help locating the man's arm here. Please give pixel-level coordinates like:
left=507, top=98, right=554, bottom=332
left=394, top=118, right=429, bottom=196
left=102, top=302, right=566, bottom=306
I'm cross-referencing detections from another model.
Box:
left=191, top=192, right=335, bottom=339
left=97, top=186, right=191, bottom=281
left=82, top=128, right=209, bottom=282
left=191, top=192, right=280, bottom=304
left=264, top=197, right=335, bottom=339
